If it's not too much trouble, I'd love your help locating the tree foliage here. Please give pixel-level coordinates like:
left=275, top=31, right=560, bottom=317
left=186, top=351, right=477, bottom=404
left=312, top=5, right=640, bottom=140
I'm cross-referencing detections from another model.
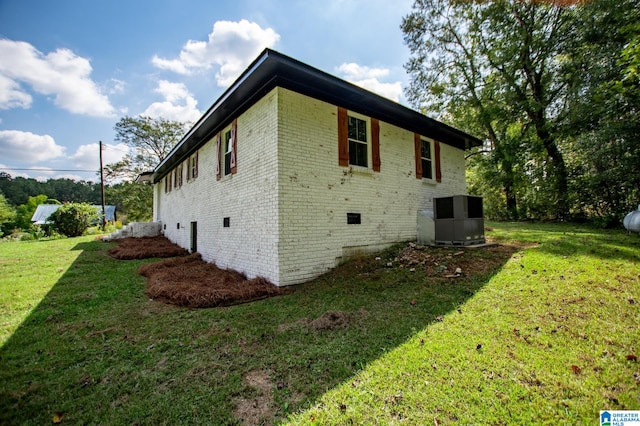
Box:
left=14, top=194, right=56, bottom=231
left=105, top=182, right=153, bottom=222
left=402, top=0, right=639, bottom=223
left=107, top=116, right=187, bottom=181
left=0, top=173, right=100, bottom=206
left=0, top=193, right=16, bottom=237
left=563, top=0, right=640, bottom=224
left=47, top=203, right=99, bottom=237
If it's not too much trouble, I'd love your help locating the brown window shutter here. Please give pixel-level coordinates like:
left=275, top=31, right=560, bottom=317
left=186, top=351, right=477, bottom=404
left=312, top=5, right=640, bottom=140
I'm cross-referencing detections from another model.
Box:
left=337, top=107, right=349, bottom=167
left=434, top=140, right=442, bottom=182
left=186, top=159, right=190, bottom=182
left=230, top=119, right=238, bottom=174
left=371, top=118, right=380, bottom=172
left=194, top=150, right=199, bottom=179
left=414, top=133, right=422, bottom=179
left=215, top=133, right=221, bottom=181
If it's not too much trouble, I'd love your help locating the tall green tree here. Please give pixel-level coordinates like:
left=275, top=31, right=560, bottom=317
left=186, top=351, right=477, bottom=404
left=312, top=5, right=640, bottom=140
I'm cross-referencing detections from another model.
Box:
left=402, top=0, right=574, bottom=219
left=564, top=0, right=640, bottom=223
left=107, top=116, right=187, bottom=181
left=105, top=182, right=153, bottom=222
left=14, top=194, right=52, bottom=230
left=0, top=193, right=16, bottom=236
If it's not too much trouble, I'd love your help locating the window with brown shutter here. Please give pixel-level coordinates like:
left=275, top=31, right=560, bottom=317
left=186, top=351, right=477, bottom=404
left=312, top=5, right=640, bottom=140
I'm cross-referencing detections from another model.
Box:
left=415, top=134, right=441, bottom=182
left=230, top=118, right=237, bottom=174
left=414, top=133, right=423, bottom=179
left=338, top=107, right=380, bottom=171
left=224, top=129, right=232, bottom=176
left=193, top=151, right=198, bottom=179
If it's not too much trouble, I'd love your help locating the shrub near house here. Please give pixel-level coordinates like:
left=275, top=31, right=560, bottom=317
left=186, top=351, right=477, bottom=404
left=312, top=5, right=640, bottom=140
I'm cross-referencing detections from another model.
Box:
left=48, top=203, right=99, bottom=237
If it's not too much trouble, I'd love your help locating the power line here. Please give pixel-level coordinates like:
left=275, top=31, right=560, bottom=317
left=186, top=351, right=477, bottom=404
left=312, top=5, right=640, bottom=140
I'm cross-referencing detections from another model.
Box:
left=103, top=144, right=131, bottom=154
left=1, top=168, right=97, bottom=172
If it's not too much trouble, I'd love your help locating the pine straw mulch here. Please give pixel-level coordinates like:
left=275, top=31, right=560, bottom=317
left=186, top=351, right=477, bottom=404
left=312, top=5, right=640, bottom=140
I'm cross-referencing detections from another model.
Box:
left=139, top=253, right=288, bottom=308
left=107, top=236, right=190, bottom=260
left=106, top=236, right=287, bottom=308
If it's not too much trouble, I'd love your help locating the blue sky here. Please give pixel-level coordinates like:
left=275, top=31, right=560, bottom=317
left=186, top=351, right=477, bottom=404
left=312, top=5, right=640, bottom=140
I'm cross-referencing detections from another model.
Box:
left=0, top=0, right=414, bottom=182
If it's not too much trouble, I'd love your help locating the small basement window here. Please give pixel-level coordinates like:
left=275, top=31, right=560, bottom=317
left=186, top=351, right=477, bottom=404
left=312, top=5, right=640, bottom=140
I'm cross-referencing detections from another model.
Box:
left=223, top=217, right=230, bottom=228
left=347, top=213, right=361, bottom=224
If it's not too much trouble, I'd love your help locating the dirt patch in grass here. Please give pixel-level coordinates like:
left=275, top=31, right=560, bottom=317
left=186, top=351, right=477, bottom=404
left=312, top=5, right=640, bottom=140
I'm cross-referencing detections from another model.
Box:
left=234, top=370, right=274, bottom=425
left=107, top=236, right=189, bottom=259
left=393, top=242, right=519, bottom=278
left=139, top=253, right=287, bottom=308
left=309, top=311, right=353, bottom=330
left=279, top=309, right=368, bottom=333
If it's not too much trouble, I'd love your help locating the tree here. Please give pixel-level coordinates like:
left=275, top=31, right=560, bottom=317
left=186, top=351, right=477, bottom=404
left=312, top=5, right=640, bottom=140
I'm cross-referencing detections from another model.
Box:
left=105, top=182, right=153, bottom=222
left=563, top=0, right=640, bottom=224
left=0, top=174, right=100, bottom=206
left=402, top=0, right=573, bottom=219
left=48, top=203, right=99, bottom=237
left=14, top=194, right=52, bottom=230
left=107, top=116, right=187, bottom=181
left=0, top=193, right=16, bottom=237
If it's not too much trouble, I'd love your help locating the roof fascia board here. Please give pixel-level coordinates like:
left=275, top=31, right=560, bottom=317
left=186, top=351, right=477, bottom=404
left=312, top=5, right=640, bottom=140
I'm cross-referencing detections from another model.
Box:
left=153, top=49, right=482, bottom=183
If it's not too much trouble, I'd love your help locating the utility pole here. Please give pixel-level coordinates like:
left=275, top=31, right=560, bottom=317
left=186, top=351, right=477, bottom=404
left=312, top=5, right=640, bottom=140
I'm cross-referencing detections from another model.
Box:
left=99, top=141, right=106, bottom=231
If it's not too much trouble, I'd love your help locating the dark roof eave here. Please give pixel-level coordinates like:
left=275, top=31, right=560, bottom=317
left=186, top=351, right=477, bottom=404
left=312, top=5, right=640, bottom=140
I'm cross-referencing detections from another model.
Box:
left=152, top=49, right=482, bottom=183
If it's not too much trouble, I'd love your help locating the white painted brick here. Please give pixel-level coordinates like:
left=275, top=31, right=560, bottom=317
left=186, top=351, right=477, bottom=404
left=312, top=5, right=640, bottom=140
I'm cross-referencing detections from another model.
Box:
left=154, top=87, right=467, bottom=286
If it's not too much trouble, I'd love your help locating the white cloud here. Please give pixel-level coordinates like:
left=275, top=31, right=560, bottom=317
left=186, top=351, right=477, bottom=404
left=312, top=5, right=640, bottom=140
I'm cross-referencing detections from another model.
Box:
left=0, top=130, right=65, bottom=162
left=337, top=63, right=390, bottom=80
left=0, top=74, right=32, bottom=109
left=141, top=80, right=201, bottom=123
left=0, top=38, right=115, bottom=117
left=69, top=142, right=129, bottom=171
left=337, top=63, right=403, bottom=102
left=104, top=78, right=126, bottom=95
left=152, top=19, right=280, bottom=87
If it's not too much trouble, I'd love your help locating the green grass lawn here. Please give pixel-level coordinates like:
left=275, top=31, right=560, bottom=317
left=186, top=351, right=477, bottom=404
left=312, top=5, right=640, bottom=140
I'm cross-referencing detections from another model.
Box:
left=1, top=223, right=638, bottom=425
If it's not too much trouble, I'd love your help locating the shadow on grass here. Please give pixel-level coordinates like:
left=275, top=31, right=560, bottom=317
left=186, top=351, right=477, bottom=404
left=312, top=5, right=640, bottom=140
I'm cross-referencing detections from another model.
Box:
left=0, top=239, right=516, bottom=425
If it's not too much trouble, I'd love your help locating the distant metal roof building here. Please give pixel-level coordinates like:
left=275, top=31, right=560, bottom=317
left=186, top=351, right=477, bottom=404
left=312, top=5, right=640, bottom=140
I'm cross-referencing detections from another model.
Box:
left=31, top=204, right=117, bottom=225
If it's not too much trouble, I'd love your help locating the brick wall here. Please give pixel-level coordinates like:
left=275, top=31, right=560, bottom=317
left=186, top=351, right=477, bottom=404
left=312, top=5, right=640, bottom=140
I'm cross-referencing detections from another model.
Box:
left=154, top=87, right=467, bottom=286
left=276, top=88, right=466, bottom=285
left=155, top=89, right=281, bottom=283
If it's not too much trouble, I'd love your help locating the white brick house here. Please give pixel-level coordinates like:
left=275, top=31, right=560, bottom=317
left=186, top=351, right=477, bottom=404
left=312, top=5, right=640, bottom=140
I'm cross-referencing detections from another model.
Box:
left=150, top=49, right=481, bottom=286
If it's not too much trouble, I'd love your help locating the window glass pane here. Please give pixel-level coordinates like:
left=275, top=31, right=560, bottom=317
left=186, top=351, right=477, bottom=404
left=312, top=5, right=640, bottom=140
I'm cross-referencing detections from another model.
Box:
left=422, top=158, right=433, bottom=179
left=349, top=140, right=368, bottom=167
left=348, top=116, right=367, bottom=142
left=357, top=119, right=366, bottom=142
left=421, top=140, right=431, bottom=159
left=348, top=116, right=357, bottom=140
left=225, top=152, right=231, bottom=175
left=225, top=131, right=232, bottom=153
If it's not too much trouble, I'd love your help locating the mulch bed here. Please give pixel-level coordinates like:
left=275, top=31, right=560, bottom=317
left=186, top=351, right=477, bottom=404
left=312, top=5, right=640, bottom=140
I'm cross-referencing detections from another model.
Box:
left=107, top=236, right=189, bottom=259
left=106, top=236, right=286, bottom=308
left=139, top=253, right=287, bottom=308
